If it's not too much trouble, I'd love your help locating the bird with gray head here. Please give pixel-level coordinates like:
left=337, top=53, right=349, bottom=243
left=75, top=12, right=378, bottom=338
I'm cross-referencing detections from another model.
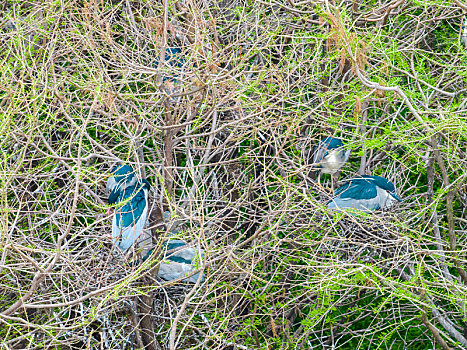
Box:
left=143, top=240, right=205, bottom=283
left=327, top=175, right=402, bottom=212
left=312, top=136, right=351, bottom=175
left=106, top=164, right=137, bottom=196
left=106, top=164, right=151, bottom=253
left=304, top=136, right=351, bottom=193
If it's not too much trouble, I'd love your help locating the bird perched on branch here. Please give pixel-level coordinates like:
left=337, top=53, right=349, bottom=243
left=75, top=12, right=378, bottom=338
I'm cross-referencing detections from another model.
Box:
left=312, top=136, right=351, bottom=176
left=327, top=175, right=402, bottom=212
left=106, top=164, right=151, bottom=253
left=303, top=136, right=350, bottom=193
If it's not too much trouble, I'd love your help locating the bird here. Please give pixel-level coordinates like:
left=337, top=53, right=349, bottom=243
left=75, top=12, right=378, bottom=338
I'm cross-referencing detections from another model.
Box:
left=2, top=16, right=25, bottom=31
left=106, top=164, right=151, bottom=253
left=312, top=136, right=351, bottom=176
left=305, top=136, right=351, bottom=193
left=154, top=46, right=184, bottom=83
left=327, top=175, right=402, bottom=212
left=144, top=239, right=205, bottom=283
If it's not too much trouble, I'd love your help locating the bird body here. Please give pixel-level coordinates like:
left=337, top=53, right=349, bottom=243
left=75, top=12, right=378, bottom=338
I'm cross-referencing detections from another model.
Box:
left=106, top=164, right=150, bottom=253
left=327, top=175, right=402, bottom=212
left=156, top=240, right=205, bottom=283
left=154, top=47, right=184, bottom=83
left=320, top=149, right=346, bottom=175
left=312, top=137, right=351, bottom=175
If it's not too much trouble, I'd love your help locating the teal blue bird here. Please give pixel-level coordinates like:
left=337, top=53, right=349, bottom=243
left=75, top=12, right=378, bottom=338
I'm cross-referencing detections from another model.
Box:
left=154, top=47, right=184, bottom=82
left=312, top=137, right=351, bottom=175
left=106, top=164, right=151, bottom=252
left=327, top=175, right=402, bottom=212
left=143, top=240, right=205, bottom=283
left=304, top=136, right=351, bottom=193
left=157, top=240, right=205, bottom=283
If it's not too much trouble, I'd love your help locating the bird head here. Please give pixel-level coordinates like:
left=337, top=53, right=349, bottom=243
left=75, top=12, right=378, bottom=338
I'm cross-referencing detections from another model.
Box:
left=363, top=175, right=402, bottom=202
left=106, top=163, right=136, bottom=196
left=311, top=136, right=350, bottom=174
left=322, top=137, right=345, bottom=150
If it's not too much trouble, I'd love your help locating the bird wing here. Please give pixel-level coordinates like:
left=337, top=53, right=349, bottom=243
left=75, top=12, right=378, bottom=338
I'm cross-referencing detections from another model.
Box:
left=115, top=186, right=148, bottom=228
left=335, top=179, right=377, bottom=200
left=108, top=187, right=120, bottom=205
left=163, top=240, right=202, bottom=264
left=334, top=181, right=351, bottom=196
left=166, top=249, right=195, bottom=264
left=329, top=180, right=380, bottom=211
left=164, top=240, right=187, bottom=250
left=113, top=204, right=147, bottom=252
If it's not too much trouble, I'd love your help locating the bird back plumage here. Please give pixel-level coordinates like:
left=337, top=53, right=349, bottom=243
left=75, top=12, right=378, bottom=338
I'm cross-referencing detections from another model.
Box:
left=144, top=239, right=205, bottom=283
left=114, top=182, right=149, bottom=229
left=328, top=175, right=400, bottom=212
left=154, top=47, right=185, bottom=82
left=334, top=178, right=378, bottom=200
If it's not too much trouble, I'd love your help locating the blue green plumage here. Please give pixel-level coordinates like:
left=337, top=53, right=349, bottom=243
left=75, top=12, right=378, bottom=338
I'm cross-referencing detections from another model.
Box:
left=114, top=180, right=150, bottom=229
left=328, top=175, right=401, bottom=212
left=154, top=47, right=184, bottom=82
left=334, top=178, right=378, bottom=200
left=106, top=164, right=151, bottom=252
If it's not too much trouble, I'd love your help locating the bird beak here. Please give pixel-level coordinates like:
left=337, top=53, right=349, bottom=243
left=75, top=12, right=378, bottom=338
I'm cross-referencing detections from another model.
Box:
left=391, top=193, right=403, bottom=202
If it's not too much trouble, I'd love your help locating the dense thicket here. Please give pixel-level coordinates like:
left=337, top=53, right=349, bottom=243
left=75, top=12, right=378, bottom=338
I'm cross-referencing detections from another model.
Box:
left=1, top=0, right=467, bottom=349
